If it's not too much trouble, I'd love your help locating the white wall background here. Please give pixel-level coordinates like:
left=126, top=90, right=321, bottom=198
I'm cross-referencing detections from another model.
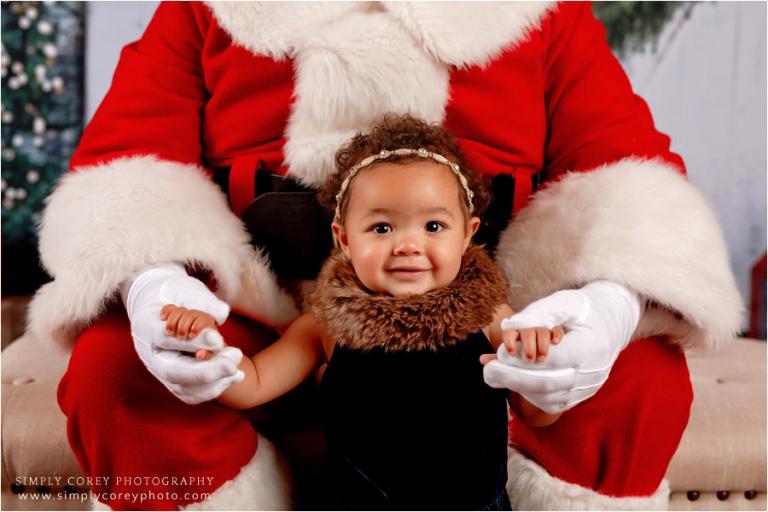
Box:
left=85, top=2, right=157, bottom=121
left=620, top=2, right=766, bottom=331
left=86, top=2, right=766, bottom=331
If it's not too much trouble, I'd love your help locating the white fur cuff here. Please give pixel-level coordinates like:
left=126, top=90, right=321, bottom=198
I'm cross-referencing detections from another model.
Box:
left=29, top=155, right=297, bottom=348
left=183, top=434, right=293, bottom=511
left=92, top=435, right=292, bottom=510
left=496, top=158, right=743, bottom=350
left=507, top=448, right=670, bottom=510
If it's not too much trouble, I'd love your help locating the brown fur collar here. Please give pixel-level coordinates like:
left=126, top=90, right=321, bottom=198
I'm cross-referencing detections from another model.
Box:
left=310, top=245, right=508, bottom=352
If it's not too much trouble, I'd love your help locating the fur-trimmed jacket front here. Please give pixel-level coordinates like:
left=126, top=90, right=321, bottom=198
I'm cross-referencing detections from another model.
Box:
left=30, top=2, right=741, bottom=356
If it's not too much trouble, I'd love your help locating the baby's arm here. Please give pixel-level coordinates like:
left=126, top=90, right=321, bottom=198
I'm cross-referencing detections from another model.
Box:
left=219, top=312, right=326, bottom=409
left=161, top=306, right=326, bottom=409
left=483, top=304, right=564, bottom=427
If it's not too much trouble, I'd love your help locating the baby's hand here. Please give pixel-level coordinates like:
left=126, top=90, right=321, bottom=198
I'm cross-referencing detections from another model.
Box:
left=160, top=304, right=219, bottom=360
left=502, top=326, right=565, bottom=362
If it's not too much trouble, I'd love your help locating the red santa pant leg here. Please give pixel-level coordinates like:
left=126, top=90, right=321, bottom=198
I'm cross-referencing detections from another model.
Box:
left=507, top=336, right=693, bottom=510
left=57, top=308, right=291, bottom=510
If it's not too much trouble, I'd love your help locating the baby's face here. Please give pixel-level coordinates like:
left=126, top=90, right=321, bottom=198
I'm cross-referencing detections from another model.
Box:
left=333, top=159, right=479, bottom=296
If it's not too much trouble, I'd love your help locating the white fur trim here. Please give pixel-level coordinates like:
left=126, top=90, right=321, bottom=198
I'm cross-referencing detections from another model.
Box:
left=284, top=9, right=450, bottom=187
left=207, top=2, right=360, bottom=61
left=230, top=256, right=301, bottom=328
left=183, top=434, right=293, bottom=511
left=384, top=2, right=555, bottom=67
left=507, top=448, right=670, bottom=510
left=91, top=499, right=110, bottom=510
left=89, top=435, right=291, bottom=510
left=28, top=155, right=298, bottom=348
left=208, top=2, right=554, bottom=66
left=496, top=158, right=743, bottom=350
left=207, top=2, right=553, bottom=187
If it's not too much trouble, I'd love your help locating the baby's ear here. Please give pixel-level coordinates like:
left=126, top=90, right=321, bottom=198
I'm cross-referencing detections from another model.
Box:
left=332, top=221, right=352, bottom=258
left=464, top=216, right=481, bottom=249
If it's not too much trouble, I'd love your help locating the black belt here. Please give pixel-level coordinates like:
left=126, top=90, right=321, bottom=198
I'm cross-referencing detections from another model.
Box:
left=215, top=167, right=334, bottom=280
left=214, top=167, right=536, bottom=281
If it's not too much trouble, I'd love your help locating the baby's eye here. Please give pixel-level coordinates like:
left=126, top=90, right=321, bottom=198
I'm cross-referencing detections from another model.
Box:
left=371, top=223, right=392, bottom=234
left=425, top=221, right=445, bottom=233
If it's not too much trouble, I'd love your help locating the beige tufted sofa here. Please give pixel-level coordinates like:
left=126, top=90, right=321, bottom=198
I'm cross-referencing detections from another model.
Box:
left=2, top=332, right=765, bottom=511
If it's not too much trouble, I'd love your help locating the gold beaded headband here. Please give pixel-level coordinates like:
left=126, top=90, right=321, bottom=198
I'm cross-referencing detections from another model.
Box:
left=334, top=148, right=475, bottom=220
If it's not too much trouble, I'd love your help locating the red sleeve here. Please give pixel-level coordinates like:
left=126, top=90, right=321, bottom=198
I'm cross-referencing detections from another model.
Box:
left=541, top=2, right=685, bottom=178
left=70, top=2, right=210, bottom=170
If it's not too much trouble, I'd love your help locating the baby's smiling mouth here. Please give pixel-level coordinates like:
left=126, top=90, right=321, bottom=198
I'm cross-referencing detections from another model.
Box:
left=386, top=267, right=431, bottom=280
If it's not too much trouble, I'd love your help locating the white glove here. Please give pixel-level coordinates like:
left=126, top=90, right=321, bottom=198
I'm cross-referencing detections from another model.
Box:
left=484, top=280, right=642, bottom=414
left=122, top=263, right=244, bottom=404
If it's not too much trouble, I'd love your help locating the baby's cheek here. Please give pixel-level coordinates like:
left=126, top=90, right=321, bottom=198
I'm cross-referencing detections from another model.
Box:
left=440, top=244, right=464, bottom=273
left=433, top=260, right=462, bottom=289
left=350, top=256, right=383, bottom=292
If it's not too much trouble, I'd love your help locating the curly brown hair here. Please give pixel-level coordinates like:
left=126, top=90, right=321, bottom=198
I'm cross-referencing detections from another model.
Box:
left=317, top=114, right=489, bottom=222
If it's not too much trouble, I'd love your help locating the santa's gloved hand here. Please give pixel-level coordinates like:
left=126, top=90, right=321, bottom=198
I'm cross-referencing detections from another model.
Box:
left=122, top=263, right=244, bottom=404
left=484, top=281, right=642, bottom=413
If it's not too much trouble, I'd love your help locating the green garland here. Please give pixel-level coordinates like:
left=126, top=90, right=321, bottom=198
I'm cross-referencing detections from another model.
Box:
left=593, top=2, right=696, bottom=59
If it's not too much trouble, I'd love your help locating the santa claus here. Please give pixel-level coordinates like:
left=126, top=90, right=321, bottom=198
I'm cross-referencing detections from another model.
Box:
left=29, top=2, right=741, bottom=510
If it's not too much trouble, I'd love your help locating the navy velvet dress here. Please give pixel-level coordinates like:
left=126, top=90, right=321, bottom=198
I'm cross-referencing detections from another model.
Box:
left=320, top=331, right=510, bottom=510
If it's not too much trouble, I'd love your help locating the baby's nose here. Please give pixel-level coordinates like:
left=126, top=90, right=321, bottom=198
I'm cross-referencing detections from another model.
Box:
left=394, top=236, right=422, bottom=255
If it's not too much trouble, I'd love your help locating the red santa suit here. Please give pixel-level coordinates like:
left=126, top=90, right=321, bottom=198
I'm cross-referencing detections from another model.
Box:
left=29, top=2, right=742, bottom=510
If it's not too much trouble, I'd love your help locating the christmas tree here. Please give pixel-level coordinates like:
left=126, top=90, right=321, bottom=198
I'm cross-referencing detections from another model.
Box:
left=1, top=1, right=83, bottom=294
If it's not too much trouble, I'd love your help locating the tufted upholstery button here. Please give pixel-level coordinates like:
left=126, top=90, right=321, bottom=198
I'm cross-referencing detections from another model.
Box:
left=716, top=490, right=730, bottom=501
left=686, top=491, right=700, bottom=501
left=11, top=376, right=34, bottom=385
left=10, top=483, right=25, bottom=494
left=36, top=485, right=50, bottom=495
left=745, top=490, right=758, bottom=500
